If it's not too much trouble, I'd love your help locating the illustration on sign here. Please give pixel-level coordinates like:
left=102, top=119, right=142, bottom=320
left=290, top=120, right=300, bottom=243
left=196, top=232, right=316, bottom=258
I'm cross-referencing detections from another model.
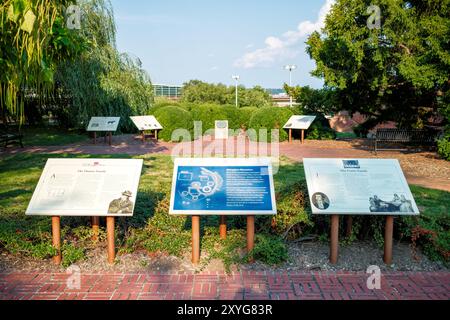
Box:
left=303, top=158, right=420, bottom=216
left=108, top=190, right=134, bottom=214
left=170, top=158, right=277, bottom=215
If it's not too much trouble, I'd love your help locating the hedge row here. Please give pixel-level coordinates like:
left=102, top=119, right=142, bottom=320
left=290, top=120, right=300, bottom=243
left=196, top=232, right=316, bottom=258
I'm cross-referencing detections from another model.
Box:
left=149, top=101, right=334, bottom=142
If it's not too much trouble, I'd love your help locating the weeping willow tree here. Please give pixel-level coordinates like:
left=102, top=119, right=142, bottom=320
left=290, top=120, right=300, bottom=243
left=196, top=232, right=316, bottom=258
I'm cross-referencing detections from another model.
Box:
left=0, top=0, right=82, bottom=125
left=54, top=0, right=154, bottom=132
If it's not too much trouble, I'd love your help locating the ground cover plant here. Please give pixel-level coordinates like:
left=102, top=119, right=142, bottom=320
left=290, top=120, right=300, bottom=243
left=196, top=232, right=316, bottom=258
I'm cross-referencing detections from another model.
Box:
left=0, top=153, right=448, bottom=269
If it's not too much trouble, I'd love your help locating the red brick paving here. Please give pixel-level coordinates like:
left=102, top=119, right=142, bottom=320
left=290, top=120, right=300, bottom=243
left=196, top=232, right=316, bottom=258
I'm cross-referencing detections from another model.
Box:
left=0, top=271, right=448, bottom=300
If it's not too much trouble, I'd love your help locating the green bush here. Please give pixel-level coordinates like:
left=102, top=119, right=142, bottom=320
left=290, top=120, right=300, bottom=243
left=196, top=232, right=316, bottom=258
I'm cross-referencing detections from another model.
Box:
left=238, top=107, right=258, bottom=130
left=306, top=122, right=336, bottom=140
left=153, top=106, right=194, bottom=142
left=437, top=133, right=450, bottom=161
left=248, top=107, right=294, bottom=142
left=221, top=105, right=242, bottom=130
left=249, top=234, right=288, bottom=265
left=190, top=104, right=227, bottom=135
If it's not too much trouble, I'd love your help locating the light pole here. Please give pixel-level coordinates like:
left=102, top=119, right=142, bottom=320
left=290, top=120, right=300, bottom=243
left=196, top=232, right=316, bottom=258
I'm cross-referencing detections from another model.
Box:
left=284, top=65, right=297, bottom=107
left=232, top=75, right=240, bottom=107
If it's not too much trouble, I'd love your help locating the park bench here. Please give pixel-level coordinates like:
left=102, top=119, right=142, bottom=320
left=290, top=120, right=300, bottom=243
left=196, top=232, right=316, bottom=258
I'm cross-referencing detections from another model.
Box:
left=0, top=129, right=24, bottom=148
left=373, top=128, right=441, bottom=153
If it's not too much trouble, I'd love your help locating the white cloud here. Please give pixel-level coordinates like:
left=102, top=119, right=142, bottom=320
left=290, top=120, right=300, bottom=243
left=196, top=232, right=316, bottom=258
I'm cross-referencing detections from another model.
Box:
left=209, top=66, right=219, bottom=71
left=234, top=0, right=335, bottom=69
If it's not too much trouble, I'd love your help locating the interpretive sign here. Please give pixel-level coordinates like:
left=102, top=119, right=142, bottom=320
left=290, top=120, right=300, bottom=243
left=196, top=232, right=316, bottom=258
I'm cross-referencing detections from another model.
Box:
left=130, top=116, right=163, bottom=131
left=283, top=115, right=316, bottom=130
left=215, top=120, right=229, bottom=139
left=87, top=117, right=120, bottom=132
left=26, top=159, right=143, bottom=217
left=169, top=158, right=277, bottom=215
left=303, top=158, right=420, bottom=215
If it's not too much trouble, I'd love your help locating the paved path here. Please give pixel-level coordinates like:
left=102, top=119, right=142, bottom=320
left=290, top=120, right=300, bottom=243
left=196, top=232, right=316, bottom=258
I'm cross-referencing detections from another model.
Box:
left=2, top=135, right=449, bottom=192
left=0, top=271, right=448, bottom=300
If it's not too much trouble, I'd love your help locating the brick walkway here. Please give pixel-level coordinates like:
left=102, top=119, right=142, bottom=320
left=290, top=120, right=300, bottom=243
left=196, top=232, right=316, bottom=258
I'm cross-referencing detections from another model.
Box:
left=1, top=271, right=449, bottom=300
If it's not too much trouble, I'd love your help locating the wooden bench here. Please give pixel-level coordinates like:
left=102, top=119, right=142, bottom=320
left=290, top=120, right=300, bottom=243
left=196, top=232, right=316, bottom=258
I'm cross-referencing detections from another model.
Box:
left=374, top=128, right=441, bottom=153
left=0, top=131, right=24, bottom=148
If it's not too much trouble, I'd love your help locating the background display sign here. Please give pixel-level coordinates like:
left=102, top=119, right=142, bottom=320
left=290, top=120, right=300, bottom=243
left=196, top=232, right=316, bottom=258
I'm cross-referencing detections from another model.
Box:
left=87, top=117, right=120, bottom=132
left=304, top=158, right=420, bottom=215
left=26, top=159, right=143, bottom=217
left=215, top=120, right=229, bottom=140
left=130, top=116, right=163, bottom=131
left=170, top=158, right=277, bottom=215
left=283, top=115, right=316, bottom=130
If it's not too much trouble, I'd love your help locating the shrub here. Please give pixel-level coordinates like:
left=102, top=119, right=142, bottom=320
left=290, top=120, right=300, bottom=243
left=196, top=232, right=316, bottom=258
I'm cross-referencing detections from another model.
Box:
left=249, top=234, right=288, bottom=265
left=437, top=133, right=450, bottom=161
left=221, top=105, right=242, bottom=130
left=189, top=104, right=227, bottom=135
left=238, top=107, right=258, bottom=130
left=153, top=106, right=194, bottom=141
left=248, top=107, right=294, bottom=142
left=306, top=122, right=336, bottom=140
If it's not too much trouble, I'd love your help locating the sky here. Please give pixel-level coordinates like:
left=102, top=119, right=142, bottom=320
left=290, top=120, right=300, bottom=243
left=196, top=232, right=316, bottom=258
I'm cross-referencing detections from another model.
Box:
left=110, top=0, right=335, bottom=89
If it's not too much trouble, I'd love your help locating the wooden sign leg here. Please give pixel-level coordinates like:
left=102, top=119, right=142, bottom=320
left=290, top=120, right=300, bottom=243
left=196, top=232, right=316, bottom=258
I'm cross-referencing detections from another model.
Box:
left=346, top=216, right=353, bottom=238
left=192, top=216, right=200, bottom=264
left=301, top=130, right=305, bottom=144
left=289, top=129, right=292, bottom=143
left=107, top=216, right=115, bottom=264
left=330, top=215, right=339, bottom=264
left=104, top=133, right=107, bottom=144
left=219, top=216, right=227, bottom=240
left=93, top=132, right=97, bottom=145
left=247, top=215, right=255, bottom=262
left=92, top=216, right=100, bottom=242
left=384, top=216, right=394, bottom=265
left=108, top=132, right=112, bottom=146
left=141, top=131, right=145, bottom=143
left=154, top=130, right=158, bottom=140
left=52, top=216, right=62, bottom=265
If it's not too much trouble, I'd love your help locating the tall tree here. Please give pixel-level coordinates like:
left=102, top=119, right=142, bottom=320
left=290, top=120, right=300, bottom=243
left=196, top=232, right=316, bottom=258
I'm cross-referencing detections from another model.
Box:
left=0, top=0, right=82, bottom=124
left=306, top=0, right=450, bottom=129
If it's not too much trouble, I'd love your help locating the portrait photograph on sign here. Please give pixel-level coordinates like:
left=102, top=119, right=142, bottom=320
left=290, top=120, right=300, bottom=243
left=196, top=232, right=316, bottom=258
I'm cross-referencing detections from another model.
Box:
left=303, top=158, right=420, bottom=215
left=130, top=115, right=163, bottom=131
left=169, top=158, right=277, bottom=215
left=86, top=117, right=121, bottom=132
left=283, top=115, right=316, bottom=130
left=26, top=159, right=143, bottom=217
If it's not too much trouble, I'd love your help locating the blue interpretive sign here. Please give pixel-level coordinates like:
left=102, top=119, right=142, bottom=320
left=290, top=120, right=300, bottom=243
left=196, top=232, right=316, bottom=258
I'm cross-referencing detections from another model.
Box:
left=169, top=158, right=277, bottom=215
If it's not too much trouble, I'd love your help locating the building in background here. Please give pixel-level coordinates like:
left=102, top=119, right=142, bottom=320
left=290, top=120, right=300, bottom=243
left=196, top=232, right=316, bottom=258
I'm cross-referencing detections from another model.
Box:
left=153, top=84, right=182, bottom=100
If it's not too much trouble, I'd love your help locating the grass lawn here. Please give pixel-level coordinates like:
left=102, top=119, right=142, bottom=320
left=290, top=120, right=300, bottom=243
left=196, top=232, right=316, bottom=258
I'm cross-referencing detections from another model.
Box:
left=15, top=126, right=88, bottom=146
left=0, top=153, right=448, bottom=268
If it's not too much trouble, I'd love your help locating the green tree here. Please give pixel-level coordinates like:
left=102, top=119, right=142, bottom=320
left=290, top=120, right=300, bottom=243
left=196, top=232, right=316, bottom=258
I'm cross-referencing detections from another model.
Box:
left=0, top=0, right=83, bottom=124
left=181, top=80, right=272, bottom=107
left=53, top=0, right=153, bottom=131
left=306, top=0, right=450, bottom=130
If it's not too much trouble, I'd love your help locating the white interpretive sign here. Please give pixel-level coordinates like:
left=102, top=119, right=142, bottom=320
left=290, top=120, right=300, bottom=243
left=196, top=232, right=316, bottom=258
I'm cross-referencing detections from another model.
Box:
left=215, top=120, right=229, bottom=140
left=303, top=159, right=420, bottom=215
left=86, top=117, right=120, bottom=132
left=130, top=116, right=163, bottom=131
left=169, top=158, right=277, bottom=216
left=26, top=159, right=143, bottom=217
left=283, top=115, right=316, bottom=130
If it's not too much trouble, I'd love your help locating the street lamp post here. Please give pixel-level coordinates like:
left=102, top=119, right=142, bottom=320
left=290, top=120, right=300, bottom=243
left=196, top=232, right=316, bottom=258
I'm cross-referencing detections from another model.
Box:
left=232, top=75, right=240, bottom=107
left=284, top=65, right=297, bottom=107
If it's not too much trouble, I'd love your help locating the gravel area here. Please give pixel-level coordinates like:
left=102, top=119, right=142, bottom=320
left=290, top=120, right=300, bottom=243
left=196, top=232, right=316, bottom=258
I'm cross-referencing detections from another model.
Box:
left=1, top=240, right=447, bottom=274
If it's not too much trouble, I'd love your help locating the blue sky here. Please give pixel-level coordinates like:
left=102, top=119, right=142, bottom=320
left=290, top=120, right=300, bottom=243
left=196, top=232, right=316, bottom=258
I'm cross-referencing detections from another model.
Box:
left=110, top=0, right=334, bottom=89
